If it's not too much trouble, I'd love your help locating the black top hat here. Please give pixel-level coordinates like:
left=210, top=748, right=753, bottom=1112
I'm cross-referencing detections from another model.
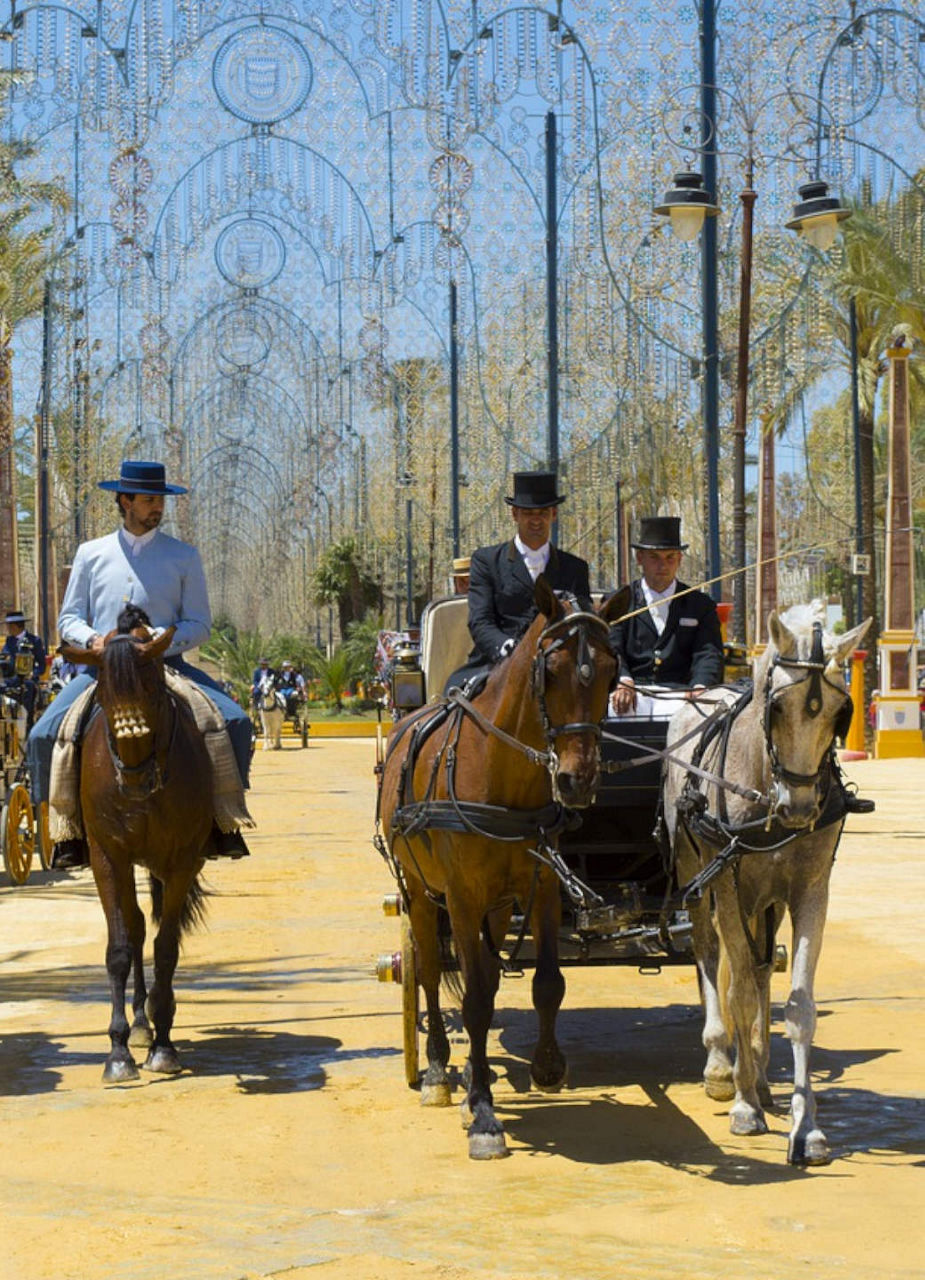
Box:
left=4, top=610, right=26, bottom=624
left=504, top=471, right=566, bottom=509
left=98, top=460, right=188, bottom=495
left=632, top=516, right=688, bottom=550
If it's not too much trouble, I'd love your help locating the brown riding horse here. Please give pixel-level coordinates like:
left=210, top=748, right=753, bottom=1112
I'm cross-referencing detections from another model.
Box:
left=61, top=605, right=214, bottom=1083
left=378, top=577, right=629, bottom=1158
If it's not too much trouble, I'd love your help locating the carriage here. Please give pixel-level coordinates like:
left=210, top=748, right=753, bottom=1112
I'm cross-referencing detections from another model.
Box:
left=375, top=591, right=719, bottom=1085
left=0, top=652, right=53, bottom=885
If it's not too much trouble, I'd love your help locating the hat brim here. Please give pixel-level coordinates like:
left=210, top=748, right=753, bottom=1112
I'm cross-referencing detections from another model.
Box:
left=632, top=540, right=688, bottom=551
left=504, top=493, right=566, bottom=508
left=98, top=480, right=188, bottom=494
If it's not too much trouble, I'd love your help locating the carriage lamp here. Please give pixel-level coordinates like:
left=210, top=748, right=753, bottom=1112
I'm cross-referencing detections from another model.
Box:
left=14, top=637, right=34, bottom=678
left=381, top=893, right=402, bottom=917
left=390, top=643, right=425, bottom=712
left=785, top=179, right=851, bottom=251
left=654, top=170, right=721, bottom=241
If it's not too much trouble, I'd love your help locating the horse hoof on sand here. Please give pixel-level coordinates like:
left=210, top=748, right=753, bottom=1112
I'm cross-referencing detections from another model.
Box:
left=459, top=1098, right=473, bottom=1129
left=103, top=1057, right=139, bottom=1084
left=704, top=1074, right=736, bottom=1102
left=729, top=1103, right=768, bottom=1136
left=128, top=1024, right=153, bottom=1050
left=420, top=1081, right=451, bottom=1107
left=789, top=1130, right=830, bottom=1166
left=143, top=1047, right=183, bottom=1074
left=468, top=1131, right=509, bottom=1160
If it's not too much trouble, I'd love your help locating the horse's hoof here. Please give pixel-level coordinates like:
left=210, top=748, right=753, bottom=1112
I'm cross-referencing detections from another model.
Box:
left=128, top=1024, right=153, bottom=1050
left=143, top=1047, right=182, bottom=1074
left=729, top=1102, right=768, bottom=1136
left=420, top=1081, right=452, bottom=1107
left=459, top=1098, right=473, bottom=1129
left=789, top=1129, right=830, bottom=1166
left=468, top=1130, right=509, bottom=1160
left=704, top=1074, right=736, bottom=1102
left=103, top=1057, right=139, bottom=1084
left=531, top=1066, right=567, bottom=1093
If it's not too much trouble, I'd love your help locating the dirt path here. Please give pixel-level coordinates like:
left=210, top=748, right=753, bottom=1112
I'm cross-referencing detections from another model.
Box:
left=2, top=743, right=923, bottom=1280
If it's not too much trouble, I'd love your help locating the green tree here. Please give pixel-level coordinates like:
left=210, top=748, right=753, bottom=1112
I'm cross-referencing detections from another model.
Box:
left=312, top=537, right=379, bottom=637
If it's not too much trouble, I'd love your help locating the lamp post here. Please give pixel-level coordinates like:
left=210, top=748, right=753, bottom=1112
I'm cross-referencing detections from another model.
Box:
left=656, top=159, right=849, bottom=645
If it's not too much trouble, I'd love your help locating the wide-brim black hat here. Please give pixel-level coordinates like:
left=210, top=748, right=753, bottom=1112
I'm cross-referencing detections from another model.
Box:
left=99, top=459, right=187, bottom=495
left=632, top=515, right=688, bottom=550
left=4, top=610, right=26, bottom=624
left=504, top=471, right=566, bottom=509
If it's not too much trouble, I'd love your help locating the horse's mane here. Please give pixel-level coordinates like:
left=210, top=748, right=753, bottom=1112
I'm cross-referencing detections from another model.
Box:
left=101, top=604, right=156, bottom=701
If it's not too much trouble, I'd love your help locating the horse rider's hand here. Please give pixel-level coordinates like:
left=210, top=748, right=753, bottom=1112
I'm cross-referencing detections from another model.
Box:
left=610, top=677, right=636, bottom=715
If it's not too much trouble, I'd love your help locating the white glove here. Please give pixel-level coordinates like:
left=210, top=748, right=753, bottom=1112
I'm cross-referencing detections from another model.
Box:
left=499, top=638, right=516, bottom=658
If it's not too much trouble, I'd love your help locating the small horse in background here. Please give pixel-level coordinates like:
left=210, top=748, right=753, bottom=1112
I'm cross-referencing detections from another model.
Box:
left=60, top=604, right=216, bottom=1083
left=254, top=671, right=285, bottom=750
left=378, top=578, right=629, bottom=1159
left=663, top=605, right=871, bottom=1164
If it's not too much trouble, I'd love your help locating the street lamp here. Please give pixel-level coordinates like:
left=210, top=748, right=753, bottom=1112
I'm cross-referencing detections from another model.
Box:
left=785, top=179, right=852, bottom=252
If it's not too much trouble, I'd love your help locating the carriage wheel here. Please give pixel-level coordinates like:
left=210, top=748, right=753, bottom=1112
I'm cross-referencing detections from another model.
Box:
left=401, top=913, right=421, bottom=1087
left=1, top=784, right=36, bottom=885
left=37, top=800, right=53, bottom=871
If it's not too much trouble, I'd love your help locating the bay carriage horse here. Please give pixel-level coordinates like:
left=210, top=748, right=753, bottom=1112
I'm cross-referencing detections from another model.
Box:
left=60, top=605, right=216, bottom=1083
left=663, top=607, right=871, bottom=1165
left=377, top=578, right=630, bottom=1159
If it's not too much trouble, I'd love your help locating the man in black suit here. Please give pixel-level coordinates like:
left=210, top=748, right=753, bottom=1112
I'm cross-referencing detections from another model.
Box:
left=445, top=471, right=591, bottom=691
left=608, top=516, right=723, bottom=715
left=2, top=608, right=47, bottom=730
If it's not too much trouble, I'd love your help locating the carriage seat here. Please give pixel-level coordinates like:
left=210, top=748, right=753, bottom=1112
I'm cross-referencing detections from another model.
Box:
left=419, top=596, right=471, bottom=703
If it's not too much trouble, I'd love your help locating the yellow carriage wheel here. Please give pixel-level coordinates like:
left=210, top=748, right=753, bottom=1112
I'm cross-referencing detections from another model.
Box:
left=1, top=784, right=36, bottom=885
left=38, top=800, right=53, bottom=871
left=401, top=913, right=421, bottom=1088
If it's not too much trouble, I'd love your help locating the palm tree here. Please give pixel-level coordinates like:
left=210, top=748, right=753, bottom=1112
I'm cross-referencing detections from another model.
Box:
left=0, top=130, right=69, bottom=611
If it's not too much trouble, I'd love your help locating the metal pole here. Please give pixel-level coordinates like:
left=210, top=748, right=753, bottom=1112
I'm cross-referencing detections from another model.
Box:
left=38, top=281, right=53, bottom=643
left=732, top=165, right=756, bottom=644
left=545, top=110, right=559, bottom=481
left=849, top=296, right=864, bottom=628
left=700, top=0, right=722, bottom=597
left=405, top=495, right=414, bottom=627
left=449, top=278, right=460, bottom=555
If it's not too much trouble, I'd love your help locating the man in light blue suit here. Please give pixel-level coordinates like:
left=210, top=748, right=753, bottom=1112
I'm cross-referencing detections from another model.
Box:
left=28, top=459, right=252, bottom=867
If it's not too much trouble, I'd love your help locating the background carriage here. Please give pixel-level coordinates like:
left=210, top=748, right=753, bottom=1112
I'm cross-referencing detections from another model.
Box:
left=0, top=652, right=53, bottom=885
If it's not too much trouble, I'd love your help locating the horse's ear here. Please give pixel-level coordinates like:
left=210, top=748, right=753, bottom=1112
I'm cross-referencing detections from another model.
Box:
left=58, top=643, right=100, bottom=668
left=534, top=574, right=562, bottom=622
left=599, top=585, right=631, bottom=624
left=768, top=609, right=796, bottom=656
left=833, top=616, right=872, bottom=664
left=137, top=626, right=176, bottom=663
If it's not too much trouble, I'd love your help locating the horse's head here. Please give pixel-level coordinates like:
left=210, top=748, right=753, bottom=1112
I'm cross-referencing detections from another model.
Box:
left=762, top=608, right=871, bottom=828
left=61, top=618, right=176, bottom=745
left=522, top=578, right=629, bottom=808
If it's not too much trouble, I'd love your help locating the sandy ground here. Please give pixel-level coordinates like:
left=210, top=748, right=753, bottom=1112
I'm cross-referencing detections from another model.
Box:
left=1, top=739, right=924, bottom=1280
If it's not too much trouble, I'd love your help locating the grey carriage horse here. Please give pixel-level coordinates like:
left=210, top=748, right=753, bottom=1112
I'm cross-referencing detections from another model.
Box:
left=662, top=605, right=871, bottom=1165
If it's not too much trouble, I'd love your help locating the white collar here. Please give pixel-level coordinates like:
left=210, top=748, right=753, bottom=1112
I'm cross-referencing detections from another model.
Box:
left=514, top=534, right=550, bottom=565
left=641, top=578, right=677, bottom=606
left=121, top=526, right=159, bottom=556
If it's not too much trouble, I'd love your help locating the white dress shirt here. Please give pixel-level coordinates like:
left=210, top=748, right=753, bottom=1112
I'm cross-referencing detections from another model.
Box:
left=641, top=578, right=677, bottom=635
left=514, top=534, right=550, bottom=581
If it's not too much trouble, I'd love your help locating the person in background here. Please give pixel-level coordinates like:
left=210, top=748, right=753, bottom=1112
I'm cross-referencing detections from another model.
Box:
left=451, top=556, right=470, bottom=594
left=2, top=608, right=47, bottom=729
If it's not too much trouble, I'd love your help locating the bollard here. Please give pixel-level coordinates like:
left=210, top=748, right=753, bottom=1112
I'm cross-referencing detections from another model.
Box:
left=841, top=648, right=868, bottom=760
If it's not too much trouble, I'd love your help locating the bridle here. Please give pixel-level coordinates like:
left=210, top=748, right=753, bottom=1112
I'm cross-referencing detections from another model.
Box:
left=763, top=620, right=852, bottom=794
left=102, top=633, right=177, bottom=797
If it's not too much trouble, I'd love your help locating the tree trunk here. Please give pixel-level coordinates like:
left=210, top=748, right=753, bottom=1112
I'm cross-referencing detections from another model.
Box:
left=858, top=399, right=879, bottom=710
left=0, top=324, right=21, bottom=611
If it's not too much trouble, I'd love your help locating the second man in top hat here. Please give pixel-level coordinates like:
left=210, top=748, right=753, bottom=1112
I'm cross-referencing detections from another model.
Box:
left=608, top=515, right=723, bottom=715
left=445, top=470, right=591, bottom=691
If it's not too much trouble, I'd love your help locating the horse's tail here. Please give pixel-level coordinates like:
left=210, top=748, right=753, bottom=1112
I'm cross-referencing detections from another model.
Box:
left=437, top=907, right=464, bottom=1002
left=148, top=872, right=209, bottom=937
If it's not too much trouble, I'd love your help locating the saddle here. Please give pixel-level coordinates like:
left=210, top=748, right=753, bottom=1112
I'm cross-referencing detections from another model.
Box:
left=48, top=670, right=253, bottom=844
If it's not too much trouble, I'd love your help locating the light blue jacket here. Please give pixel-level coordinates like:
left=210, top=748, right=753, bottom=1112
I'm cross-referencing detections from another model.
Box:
left=58, top=528, right=211, bottom=656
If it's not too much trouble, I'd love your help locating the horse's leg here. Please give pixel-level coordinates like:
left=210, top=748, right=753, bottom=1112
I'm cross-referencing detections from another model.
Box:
left=449, top=893, right=507, bottom=1160
left=144, top=869, right=198, bottom=1074
left=406, top=883, right=451, bottom=1106
left=749, top=906, right=781, bottom=1112
left=676, top=832, right=734, bottom=1100
left=260, top=712, right=270, bottom=749
left=127, top=892, right=153, bottom=1052
left=713, top=876, right=768, bottom=1136
left=785, top=881, right=831, bottom=1165
left=91, top=845, right=141, bottom=1083
left=528, top=867, right=566, bottom=1091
